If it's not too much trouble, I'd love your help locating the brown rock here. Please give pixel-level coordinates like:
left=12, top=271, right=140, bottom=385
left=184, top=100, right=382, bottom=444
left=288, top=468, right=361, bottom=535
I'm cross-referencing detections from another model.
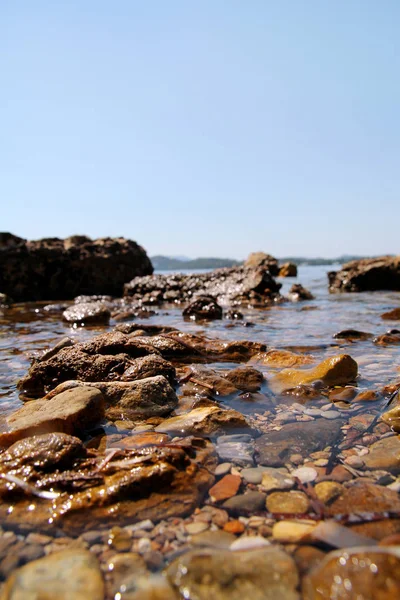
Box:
left=354, top=390, right=379, bottom=402
left=279, top=262, right=297, bottom=277
left=209, top=474, right=241, bottom=502
left=266, top=491, right=310, bottom=514
left=328, top=255, right=400, bottom=293
left=271, top=354, right=358, bottom=393
left=0, top=387, right=105, bottom=445
left=223, top=520, right=245, bottom=534
left=362, top=435, right=400, bottom=471
left=155, top=407, right=249, bottom=436
left=314, top=481, right=344, bottom=504
left=288, top=284, right=314, bottom=301
left=382, top=308, right=400, bottom=320
left=327, top=482, right=400, bottom=516
left=251, top=349, right=314, bottom=369
left=121, top=354, right=176, bottom=385
left=0, top=549, right=104, bottom=599
left=62, top=302, right=111, bottom=325
left=183, top=295, right=223, bottom=320
left=303, top=546, right=400, bottom=599
left=225, top=366, right=264, bottom=392
left=167, top=547, right=299, bottom=600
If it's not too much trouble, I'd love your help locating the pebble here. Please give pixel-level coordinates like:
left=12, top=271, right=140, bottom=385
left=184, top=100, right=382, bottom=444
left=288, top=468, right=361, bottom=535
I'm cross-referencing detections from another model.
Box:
left=230, top=536, right=270, bottom=551
left=266, top=491, right=310, bottom=514
left=137, top=538, right=152, bottom=554
left=304, top=408, right=322, bottom=417
left=223, top=520, right=245, bottom=534
left=344, top=455, right=365, bottom=469
left=209, top=474, right=241, bottom=502
left=125, top=520, right=155, bottom=532
left=215, top=462, right=232, bottom=476
left=185, top=522, right=209, bottom=535
left=290, top=454, right=304, bottom=465
left=261, top=468, right=295, bottom=491
left=314, top=481, right=344, bottom=503
left=190, top=530, right=236, bottom=549
left=320, top=410, right=341, bottom=419
left=222, top=491, right=267, bottom=513
left=272, top=520, right=316, bottom=543
left=241, top=466, right=270, bottom=484
left=313, top=458, right=329, bottom=467
left=291, top=466, right=318, bottom=483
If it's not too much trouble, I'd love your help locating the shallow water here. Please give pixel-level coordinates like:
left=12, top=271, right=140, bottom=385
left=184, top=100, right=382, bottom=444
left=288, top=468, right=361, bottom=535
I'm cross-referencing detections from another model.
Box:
left=1, top=265, right=399, bottom=416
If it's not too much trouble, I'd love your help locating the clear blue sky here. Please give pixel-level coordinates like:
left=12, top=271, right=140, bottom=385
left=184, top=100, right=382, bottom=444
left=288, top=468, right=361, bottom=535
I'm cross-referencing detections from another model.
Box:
left=1, top=1, right=399, bottom=259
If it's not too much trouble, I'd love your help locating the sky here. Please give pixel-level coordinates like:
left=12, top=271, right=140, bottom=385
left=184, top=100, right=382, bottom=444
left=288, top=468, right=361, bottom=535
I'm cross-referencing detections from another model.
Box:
left=1, top=1, right=399, bottom=259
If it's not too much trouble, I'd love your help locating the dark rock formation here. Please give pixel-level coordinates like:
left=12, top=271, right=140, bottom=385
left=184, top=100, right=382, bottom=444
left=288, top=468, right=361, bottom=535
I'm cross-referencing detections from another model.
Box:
left=0, top=233, right=153, bottom=301
left=244, top=252, right=279, bottom=276
left=124, top=266, right=282, bottom=307
left=287, top=284, right=314, bottom=301
left=328, top=256, right=400, bottom=293
left=279, top=262, right=297, bottom=277
left=182, top=295, right=223, bottom=320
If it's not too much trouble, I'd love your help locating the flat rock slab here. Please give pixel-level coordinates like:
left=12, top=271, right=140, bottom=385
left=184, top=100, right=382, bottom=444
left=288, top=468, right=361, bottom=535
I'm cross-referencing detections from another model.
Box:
left=166, top=547, right=299, bottom=600
left=0, top=388, right=105, bottom=446
left=0, top=549, right=104, bottom=600
left=255, top=419, right=345, bottom=467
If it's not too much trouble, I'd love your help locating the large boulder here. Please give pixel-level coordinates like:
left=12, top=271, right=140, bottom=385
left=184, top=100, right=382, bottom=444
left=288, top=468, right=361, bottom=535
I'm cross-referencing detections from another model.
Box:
left=0, top=233, right=153, bottom=301
left=328, top=255, right=400, bottom=293
left=124, top=265, right=282, bottom=307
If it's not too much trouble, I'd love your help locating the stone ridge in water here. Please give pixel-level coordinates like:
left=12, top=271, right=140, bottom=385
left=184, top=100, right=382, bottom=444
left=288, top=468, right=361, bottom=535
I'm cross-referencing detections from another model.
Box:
left=0, top=232, right=153, bottom=301
left=123, top=265, right=282, bottom=306
left=328, top=255, right=400, bottom=293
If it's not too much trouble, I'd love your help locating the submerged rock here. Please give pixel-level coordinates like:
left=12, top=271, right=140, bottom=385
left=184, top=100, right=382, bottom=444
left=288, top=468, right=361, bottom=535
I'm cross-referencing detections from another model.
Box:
left=251, top=349, right=314, bottom=369
left=381, top=307, right=400, bottom=320
left=182, top=295, right=223, bottom=320
left=166, top=547, right=299, bottom=600
left=155, top=406, right=249, bottom=436
left=271, top=354, right=358, bottom=392
left=0, top=233, right=153, bottom=301
left=0, top=549, right=104, bottom=600
left=361, top=435, right=400, bottom=471
left=255, top=419, right=344, bottom=467
left=303, top=547, right=400, bottom=599
left=225, top=366, right=264, bottom=392
left=62, top=302, right=111, bottom=325
left=288, top=284, right=314, bottom=302
left=328, top=255, right=400, bottom=293
left=0, top=387, right=105, bottom=446
left=333, top=329, right=373, bottom=341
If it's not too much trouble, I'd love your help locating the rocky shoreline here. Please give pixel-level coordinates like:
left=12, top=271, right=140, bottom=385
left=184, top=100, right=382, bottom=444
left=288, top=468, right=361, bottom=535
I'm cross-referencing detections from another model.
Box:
left=1, top=245, right=400, bottom=598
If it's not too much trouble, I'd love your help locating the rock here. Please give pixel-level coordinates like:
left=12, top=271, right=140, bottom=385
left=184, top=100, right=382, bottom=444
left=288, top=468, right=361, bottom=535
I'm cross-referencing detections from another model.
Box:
left=354, top=390, right=379, bottom=402
left=230, top=536, right=270, bottom=550
left=190, top=530, right=236, bottom=549
left=251, top=349, right=314, bottom=368
left=0, top=438, right=216, bottom=535
left=261, top=468, right=295, bottom=491
left=124, top=265, right=282, bottom=307
left=279, top=262, right=297, bottom=277
left=362, top=435, right=400, bottom=471
left=244, top=252, right=279, bottom=275
left=209, top=474, right=241, bottom=502
left=374, top=332, right=400, bottom=345
left=381, top=308, right=400, bottom=320
left=81, top=376, right=178, bottom=420
left=255, top=419, right=344, bottom=467
left=271, top=354, right=358, bottom=393
left=241, top=466, right=270, bottom=484
left=216, top=435, right=255, bottom=466
left=328, top=387, right=357, bottom=402
left=272, top=520, right=317, bottom=543
left=333, top=329, right=373, bottom=341
left=183, top=295, right=223, bottom=320
left=314, top=482, right=344, bottom=504
left=0, top=387, right=105, bottom=445
left=62, top=302, right=111, bottom=325
left=166, top=547, right=299, bottom=600
left=328, top=255, right=400, bottom=293
left=225, top=367, right=264, bottom=392
left=222, top=492, right=267, bottom=514
left=0, top=549, right=104, bottom=599
left=121, top=355, right=176, bottom=385
left=0, top=233, right=153, bottom=301
left=303, top=547, right=400, bottom=599
left=182, top=365, right=239, bottom=397
left=327, top=482, right=400, bottom=516
left=266, top=491, right=310, bottom=514
left=155, top=407, right=249, bottom=436
left=39, top=337, right=75, bottom=362
left=291, top=466, right=318, bottom=484
left=287, top=284, right=314, bottom=301
left=223, top=520, right=245, bottom=534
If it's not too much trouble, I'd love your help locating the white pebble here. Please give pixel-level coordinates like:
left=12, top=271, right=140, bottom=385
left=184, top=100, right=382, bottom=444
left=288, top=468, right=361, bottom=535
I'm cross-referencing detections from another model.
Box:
left=230, top=536, right=270, bottom=551
left=291, top=466, right=318, bottom=483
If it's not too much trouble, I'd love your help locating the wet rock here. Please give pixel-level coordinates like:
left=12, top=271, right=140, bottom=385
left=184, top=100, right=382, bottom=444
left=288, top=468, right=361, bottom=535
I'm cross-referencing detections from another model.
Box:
left=190, top=530, right=236, bottom=549
left=266, top=491, right=310, bottom=514
left=328, top=255, right=400, bottom=293
left=0, top=439, right=216, bottom=535
left=271, top=354, right=358, bottom=393
left=291, top=466, right=318, bottom=484
left=225, top=309, right=244, bottom=320
left=121, top=354, right=176, bottom=385
left=0, top=387, right=105, bottom=445
left=62, top=302, right=111, bottom=325
left=209, top=474, right=241, bottom=502
left=183, top=295, right=223, bottom=320
left=279, top=262, right=297, bottom=277
left=288, top=284, right=314, bottom=301
left=225, top=366, right=264, bottom=392
left=182, top=365, right=239, bottom=397
left=167, top=547, right=299, bottom=600
left=39, top=337, right=74, bottom=362
left=314, top=481, right=344, bottom=504
left=0, top=548, right=104, bottom=599
left=241, top=466, right=270, bottom=484
left=362, top=435, right=400, bottom=471
left=381, top=307, right=400, bottom=320
left=328, top=386, right=357, bottom=402
left=261, top=468, right=295, bottom=491
left=333, top=329, right=373, bottom=341
left=0, top=233, right=153, bottom=302
left=272, top=520, right=317, bottom=543
left=303, top=547, right=400, bottom=599
left=222, top=491, right=267, bottom=514
left=327, top=482, right=400, bottom=516
left=255, top=419, right=344, bottom=467
left=251, top=349, right=314, bottom=368
left=373, top=332, right=400, bottom=345
left=155, top=407, right=249, bottom=436
left=124, top=265, right=282, bottom=307
left=354, top=390, right=379, bottom=402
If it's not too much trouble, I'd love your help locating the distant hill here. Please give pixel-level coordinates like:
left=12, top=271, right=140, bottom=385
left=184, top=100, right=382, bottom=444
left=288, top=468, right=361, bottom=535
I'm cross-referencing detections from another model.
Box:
left=151, top=256, right=241, bottom=270
left=151, top=254, right=380, bottom=271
